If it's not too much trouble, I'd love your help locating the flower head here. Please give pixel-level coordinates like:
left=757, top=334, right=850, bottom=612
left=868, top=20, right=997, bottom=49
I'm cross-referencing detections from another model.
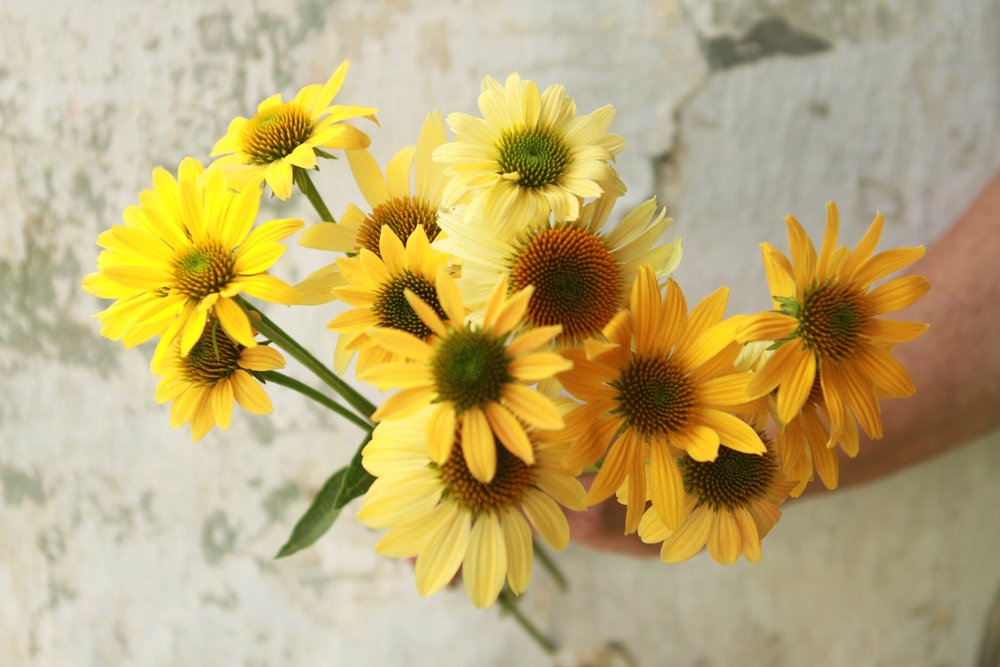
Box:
left=82, top=158, right=302, bottom=369
left=209, top=61, right=377, bottom=199
left=738, top=202, right=929, bottom=446
left=636, top=436, right=795, bottom=564
left=325, top=225, right=450, bottom=375
left=356, top=404, right=585, bottom=607
left=154, top=321, right=285, bottom=440
left=434, top=73, right=624, bottom=225
left=435, top=181, right=681, bottom=347
left=357, top=271, right=570, bottom=483
left=558, top=266, right=765, bottom=534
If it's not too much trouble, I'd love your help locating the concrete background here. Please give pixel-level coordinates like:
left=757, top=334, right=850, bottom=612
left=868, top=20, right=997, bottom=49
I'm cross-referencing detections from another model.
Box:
left=2, top=1, right=999, bottom=665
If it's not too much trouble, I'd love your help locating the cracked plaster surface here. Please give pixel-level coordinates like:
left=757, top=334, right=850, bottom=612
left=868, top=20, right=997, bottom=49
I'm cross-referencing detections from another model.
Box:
left=1, top=1, right=999, bottom=665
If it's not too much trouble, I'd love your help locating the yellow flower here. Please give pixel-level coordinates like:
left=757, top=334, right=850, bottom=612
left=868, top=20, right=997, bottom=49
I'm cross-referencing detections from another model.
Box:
left=82, top=158, right=302, bottom=370
left=434, top=73, right=624, bottom=224
left=208, top=61, right=377, bottom=200
left=435, top=180, right=681, bottom=347
left=325, top=225, right=450, bottom=375
left=558, top=266, right=764, bottom=534
left=738, top=202, right=929, bottom=445
left=636, top=437, right=796, bottom=564
left=356, top=404, right=585, bottom=608
left=297, top=112, right=449, bottom=304
left=357, top=271, right=570, bottom=483
left=154, top=322, right=285, bottom=441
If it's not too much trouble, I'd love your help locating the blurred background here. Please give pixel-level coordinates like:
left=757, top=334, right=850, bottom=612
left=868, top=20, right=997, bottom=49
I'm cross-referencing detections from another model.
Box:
left=2, top=1, right=999, bottom=665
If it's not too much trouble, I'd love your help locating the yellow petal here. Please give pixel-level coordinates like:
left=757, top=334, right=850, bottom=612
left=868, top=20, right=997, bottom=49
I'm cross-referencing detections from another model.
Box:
left=461, top=408, right=496, bottom=483
left=414, top=505, right=470, bottom=597
left=866, top=275, right=930, bottom=313
left=231, top=370, right=272, bottom=415
left=210, top=380, right=234, bottom=431
left=501, top=384, right=564, bottom=430
left=463, top=514, right=507, bottom=608
left=426, top=402, right=457, bottom=464
left=661, top=507, right=712, bottom=563
left=214, top=297, right=256, bottom=348
left=485, top=403, right=534, bottom=465
left=737, top=311, right=797, bottom=343
left=520, top=489, right=570, bottom=550
left=698, top=409, right=766, bottom=455
left=501, top=510, right=533, bottom=594
left=649, top=443, right=684, bottom=530
left=365, top=327, right=435, bottom=360
left=775, top=347, right=817, bottom=424
left=508, top=352, right=573, bottom=382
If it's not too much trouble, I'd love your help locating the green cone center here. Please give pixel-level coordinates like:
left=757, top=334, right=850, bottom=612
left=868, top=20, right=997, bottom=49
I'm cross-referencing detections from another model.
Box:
left=357, top=196, right=441, bottom=256
left=798, top=281, right=871, bottom=361
left=240, top=103, right=313, bottom=164
left=432, top=327, right=511, bottom=413
left=182, top=323, right=242, bottom=385
left=373, top=271, right=446, bottom=338
left=496, top=127, right=570, bottom=189
left=680, top=443, right=777, bottom=511
left=173, top=241, right=236, bottom=299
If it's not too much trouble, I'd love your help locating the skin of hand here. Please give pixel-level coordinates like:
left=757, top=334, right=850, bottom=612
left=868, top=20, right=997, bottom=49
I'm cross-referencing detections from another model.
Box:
left=566, top=171, right=1000, bottom=556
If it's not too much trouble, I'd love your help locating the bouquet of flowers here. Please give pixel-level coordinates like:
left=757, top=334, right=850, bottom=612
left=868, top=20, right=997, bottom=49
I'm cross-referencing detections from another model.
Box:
left=82, top=62, right=929, bottom=651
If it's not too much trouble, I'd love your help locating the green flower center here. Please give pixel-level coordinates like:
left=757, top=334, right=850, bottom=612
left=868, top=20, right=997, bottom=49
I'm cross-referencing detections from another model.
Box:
left=612, top=356, right=695, bottom=436
left=173, top=241, right=236, bottom=299
left=797, top=281, right=871, bottom=361
left=432, top=327, right=512, bottom=414
left=496, top=127, right=570, bottom=189
left=357, top=196, right=441, bottom=256
left=181, top=323, right=243, bottom=385
left=372, top=271, right=446, bottom=339
left=679, top=441, right=777, bottom=511
left=438, top=437, right=533, bottom=515
left=240, top=103, right=313, bottom=165
left=509, top=224, right=621, bottom=341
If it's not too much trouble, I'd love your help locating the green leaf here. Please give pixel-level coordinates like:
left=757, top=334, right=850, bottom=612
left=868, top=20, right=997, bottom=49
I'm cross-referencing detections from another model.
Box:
left=274, top=435, right=374, bottom=559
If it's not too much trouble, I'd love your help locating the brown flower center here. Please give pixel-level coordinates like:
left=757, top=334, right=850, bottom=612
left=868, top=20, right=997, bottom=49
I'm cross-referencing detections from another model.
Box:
left=173, top=241, right=236, bottom=299
left=680, top=440, right=777, bottom=511
left=509, top=224, right=621, bottom=342
left=239, top=103, right=313, bottom=165
left=356, top=196, right=441, bottom=256
left=797, top=281, right=871, bottom=361
left=181, top=323, right=243, bottom=385
left=612, top=356, right=695, bottom=436
left=439, top=438, right=533, bottom=515
left=372, top=271, right=446, bottom=339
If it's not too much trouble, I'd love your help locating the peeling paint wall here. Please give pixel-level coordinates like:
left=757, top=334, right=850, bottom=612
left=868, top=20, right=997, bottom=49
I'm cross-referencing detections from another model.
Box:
left=2, top=1, right=999, bottom=666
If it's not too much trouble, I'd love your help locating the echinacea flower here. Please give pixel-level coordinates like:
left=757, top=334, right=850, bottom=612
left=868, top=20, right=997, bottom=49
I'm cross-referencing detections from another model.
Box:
left=434, top=73, right=624, bottom=225
left=297, top=112, right=450, bottom=301
left=82, top=158, right=302, bottom=370
left=434, top=181, right=680, bottom=347
left=637, top=437, right=796, bottom=564
left=154, top=321, right=285, bottom=440
left=209, top=60, right=377, bottom=199
left=357, top=271, right=570, bottom=483
left=558, top=266, right=765, bottom=534
left=738, top=202, right=929, bottom=446
left=325, top=225, right=450, bottom=375
left=356, top=404, right=585, bottom=607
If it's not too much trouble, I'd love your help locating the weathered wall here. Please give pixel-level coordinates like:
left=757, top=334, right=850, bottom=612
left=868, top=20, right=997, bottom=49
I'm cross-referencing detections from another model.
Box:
left=2, top=1, right=998, bottom=665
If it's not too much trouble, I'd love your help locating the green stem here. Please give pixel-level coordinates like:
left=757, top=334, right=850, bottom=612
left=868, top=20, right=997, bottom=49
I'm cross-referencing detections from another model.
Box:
left=497, top=590, right=557, bottom=655
left=260, top=371, right=372, bottom=432
left=532, top=541, right=568, bottom=592
left=293, top=167, right=335, bottom=223
left=240, top=298, right=377, bottom=420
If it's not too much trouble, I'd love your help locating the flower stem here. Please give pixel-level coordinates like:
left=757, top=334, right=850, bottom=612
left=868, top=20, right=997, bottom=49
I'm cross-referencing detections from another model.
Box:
left=497, top=589, right=557, bottom=655
left=240, top=298, right=376, bottom=420
left=293, top=167, right=335, bottom=223
left=259, top=371, right=372, bottom=432
left=532, top=541, right=568, bottom=592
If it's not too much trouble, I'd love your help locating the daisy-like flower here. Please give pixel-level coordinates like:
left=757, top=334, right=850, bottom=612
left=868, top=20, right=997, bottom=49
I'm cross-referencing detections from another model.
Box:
left=297, top=112, right=450, bottom=302
left=737, top=202, right=929, bottom=445
left=434, top=73, right=625, bottom=225
left=82, top=158, right=302, bottom=370
left=325, top=225, right=450, bottom=375
left=558, top=266, right=765, bottom=534
left=636, top=436, right=796, bottom=564
left=356, top=404, right=585, bottom=608
left=435, top=181, right=681, bottom=347
left=357, top=271, right=570, bottom=484
left=154, top=320, right=285, bottom=441
left=208, top=60, right=377, bottom=200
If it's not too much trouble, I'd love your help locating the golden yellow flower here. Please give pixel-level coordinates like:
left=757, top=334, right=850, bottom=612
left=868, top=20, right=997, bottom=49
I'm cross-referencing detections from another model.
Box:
left=637, top=437, right=796, bottom=564
left=434, top=73, right=624, bottom=224
left=154, top=322, right=285, bottom=441
left=208, top=61, right=377, bottom=200
left=325, top=225, right=450, bottom=375
left=434, top=179, right=681, bottom=347
left=558, top=266, right=764, bottom=534
left=297, top=112, right=449, bottom=303
left=356, top=404, right=585, bottom=608
left=82, top=158, right=302, bottom=370
left=357, top=271, right=570, bottom=483
left=738, top=202, right=929, bottom=446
